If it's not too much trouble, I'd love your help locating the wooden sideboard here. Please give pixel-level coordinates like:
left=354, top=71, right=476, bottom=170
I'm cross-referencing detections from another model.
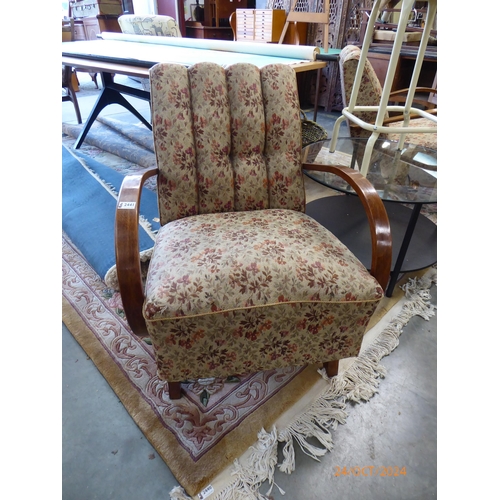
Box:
left=235, top=9, right=286, bottom=43
left=367, top=45, right=437, bottom=92
left=185, top=0, right=247, bottom=41
left=69, top=0, right=123, bottom=41
left=185, top=23, right=233, bottom=40
left=68, top=1, right=124, bottom=89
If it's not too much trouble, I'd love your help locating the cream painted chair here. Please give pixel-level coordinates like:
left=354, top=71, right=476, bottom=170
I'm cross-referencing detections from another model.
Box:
left=335, top=45, right=437, bottom=149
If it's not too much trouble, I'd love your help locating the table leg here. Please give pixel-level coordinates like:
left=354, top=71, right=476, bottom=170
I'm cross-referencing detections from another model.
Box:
left=386, top=203, right=423, bottom=297
left=73, top=72, right=152, bottom=149
left=313, top=68, right=321, bottom=122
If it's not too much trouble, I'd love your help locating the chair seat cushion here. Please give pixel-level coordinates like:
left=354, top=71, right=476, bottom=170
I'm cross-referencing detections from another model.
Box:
left=388, top=117, right=437, bottom=149
left=143, top=209, right=384, bottom=380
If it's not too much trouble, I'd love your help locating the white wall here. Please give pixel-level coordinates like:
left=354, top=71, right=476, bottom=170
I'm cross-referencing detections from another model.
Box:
left=132, top=0, right=158, bottom=14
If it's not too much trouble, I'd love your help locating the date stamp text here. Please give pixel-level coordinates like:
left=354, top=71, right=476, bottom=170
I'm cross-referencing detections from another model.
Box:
left=334, top=466, right=407, bottom=477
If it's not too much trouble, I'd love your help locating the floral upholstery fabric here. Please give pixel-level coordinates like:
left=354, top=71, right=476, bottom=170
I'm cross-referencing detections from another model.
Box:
left=145, top=210, right=383, bottom=381
left=118, top=15, right=182, bottom=37
left=339, top=45, right=437, bottom=150
left=340, top=44, right=387, bottom=127
left=387, top=118, right=437, bottom=149
left=145, top=62, right=384, bottom=382
left=149, top=62, right=305, bottom=225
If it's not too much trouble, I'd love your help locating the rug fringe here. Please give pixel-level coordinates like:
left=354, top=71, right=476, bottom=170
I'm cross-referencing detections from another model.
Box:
left=170, top=269, right=437, bottom=500
left=169, top=486, right=193, bottom=500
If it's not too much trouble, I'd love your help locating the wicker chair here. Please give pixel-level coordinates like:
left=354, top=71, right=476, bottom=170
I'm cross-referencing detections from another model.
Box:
left=115, top=61, right=392, bottom=399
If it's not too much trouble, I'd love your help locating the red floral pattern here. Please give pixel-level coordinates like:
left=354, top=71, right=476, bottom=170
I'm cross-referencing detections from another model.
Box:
left=146, top=62, right=384, bottom=382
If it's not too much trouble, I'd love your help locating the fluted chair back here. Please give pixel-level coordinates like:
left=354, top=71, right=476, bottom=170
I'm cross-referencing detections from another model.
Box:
left=151, top=62, right=305, bottom=226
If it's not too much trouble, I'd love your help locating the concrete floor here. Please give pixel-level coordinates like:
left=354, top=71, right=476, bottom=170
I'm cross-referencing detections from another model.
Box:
left=62, top=73, right=438, bottom=499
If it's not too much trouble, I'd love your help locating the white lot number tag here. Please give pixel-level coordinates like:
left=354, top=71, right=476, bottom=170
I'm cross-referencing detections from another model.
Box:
left=198, top=484, right=214, bottom=499
left=117, top=201, right=136, bottom=209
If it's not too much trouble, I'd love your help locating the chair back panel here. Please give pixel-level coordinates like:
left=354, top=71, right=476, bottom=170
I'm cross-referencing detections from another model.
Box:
left=118, top=14, right=182, bottom=37
left=149, top=62, right=305, bottom=225
left=339, top=45, right=389, bottom=127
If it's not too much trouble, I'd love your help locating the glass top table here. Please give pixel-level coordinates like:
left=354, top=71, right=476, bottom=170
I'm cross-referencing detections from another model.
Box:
left=303, top=137, right=437, bottom=297
left=303, top=137, right=437, bottom=204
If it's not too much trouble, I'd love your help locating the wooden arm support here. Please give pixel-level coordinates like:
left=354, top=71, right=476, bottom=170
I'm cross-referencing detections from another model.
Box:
left=388, top=87, right=437, bottom=111
left=302, top=163, right=392, bottom=290
left=115, top=167, right=159, bottom=337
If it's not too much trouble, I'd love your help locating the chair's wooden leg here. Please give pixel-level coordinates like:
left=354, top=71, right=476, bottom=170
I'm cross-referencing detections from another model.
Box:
left=324, top=360, right=339, bottom=377
left=168, top=381, right=182, bottom=400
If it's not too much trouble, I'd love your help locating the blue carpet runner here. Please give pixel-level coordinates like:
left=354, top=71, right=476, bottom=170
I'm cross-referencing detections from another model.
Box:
left=62, top=144, right=159, bottom=282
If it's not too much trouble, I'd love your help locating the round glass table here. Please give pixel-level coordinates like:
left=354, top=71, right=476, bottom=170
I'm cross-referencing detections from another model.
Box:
left=303, top=137, right=437, bottom=297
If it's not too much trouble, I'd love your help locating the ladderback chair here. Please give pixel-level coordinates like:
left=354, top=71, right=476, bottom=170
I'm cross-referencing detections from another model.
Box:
left=338, top=44, right=437, bottom=149
left=115, top=61, right=392, bottom=399
left=62, top=18, right=82, bottom=124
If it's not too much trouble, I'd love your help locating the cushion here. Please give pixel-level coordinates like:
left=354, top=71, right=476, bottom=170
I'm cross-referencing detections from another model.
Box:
left=144, top=209, right=384, bottom=381
left=373, top=31, right=422, bottom=42
left=388, top=117, right=437, bottom=149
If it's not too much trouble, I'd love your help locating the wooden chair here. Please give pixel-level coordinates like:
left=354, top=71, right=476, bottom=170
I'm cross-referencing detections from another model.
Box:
left=115, top=61, right=392, bottom=399
left=62, top=19, right=82, bottom=124
left=279, top=0, right=330, bottom=50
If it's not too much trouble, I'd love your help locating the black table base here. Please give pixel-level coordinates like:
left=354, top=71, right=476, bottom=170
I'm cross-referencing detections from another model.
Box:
left=74, top=72, right=151, bottom=149
left=306, top=194, right=437, bottom=297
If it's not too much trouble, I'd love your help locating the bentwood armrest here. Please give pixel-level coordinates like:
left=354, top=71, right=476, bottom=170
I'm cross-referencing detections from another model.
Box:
left=389, top=87, right=438, bottom=111
left=115, top=167, right=159, bottom=337
left=302, top=163, right=392, bottom=290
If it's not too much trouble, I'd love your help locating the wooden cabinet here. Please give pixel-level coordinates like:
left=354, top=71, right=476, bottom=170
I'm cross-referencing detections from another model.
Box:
left=235, top=9, right=286, bottom=43
left=367, top=47, right=437, bottom=91
left=82, top=15, right=122, bottom=39
left=83, top=17, right=101, bottom=40
left=185, top=0, right=247, bottom=41
left=69, top=0, right=123, bottom=41
left=185, top=24, right=233, bottom=40
left=73, top=22, right=86, bottom=40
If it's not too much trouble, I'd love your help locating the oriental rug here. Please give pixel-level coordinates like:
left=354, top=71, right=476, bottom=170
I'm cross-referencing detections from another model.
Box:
left=62, top=118, right=437, bottom=499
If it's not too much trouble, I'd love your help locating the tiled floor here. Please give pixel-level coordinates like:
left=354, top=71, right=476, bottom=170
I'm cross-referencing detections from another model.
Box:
left=62, top=73, right=437, bottom=499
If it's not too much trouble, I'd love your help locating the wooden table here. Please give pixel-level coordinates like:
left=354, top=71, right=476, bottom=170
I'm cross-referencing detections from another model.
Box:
left=62, top=36, right=326, bottom=149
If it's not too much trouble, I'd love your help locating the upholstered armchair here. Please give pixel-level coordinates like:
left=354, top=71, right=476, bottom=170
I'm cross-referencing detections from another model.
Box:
left=115, top=61, right=392, bottom=399
left=338, top=44, right=437, bottom=149
left=118, top=14, right=182, bottom=91
left=118, top=14, right=182, bottom=37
